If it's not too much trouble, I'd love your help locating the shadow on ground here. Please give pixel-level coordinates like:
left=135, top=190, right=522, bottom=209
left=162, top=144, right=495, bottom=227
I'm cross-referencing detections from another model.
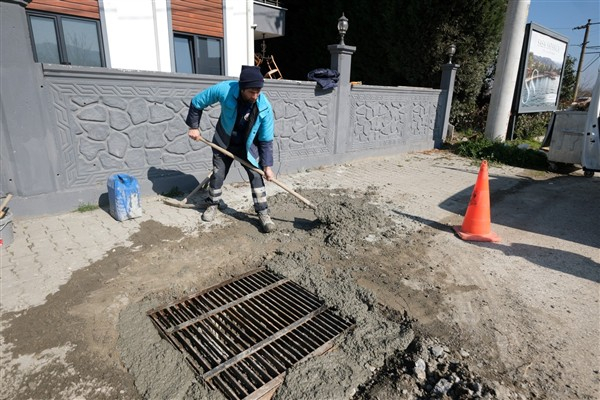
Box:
left=438, top=173, right=600, bottom=249
left=147, top=166, right=206, bottom=196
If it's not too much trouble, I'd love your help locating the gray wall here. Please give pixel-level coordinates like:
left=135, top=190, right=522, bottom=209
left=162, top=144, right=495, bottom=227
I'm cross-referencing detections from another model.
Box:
left=349, top=84, right=442, bottom=153
left=1, top=0, right=454, bottom=216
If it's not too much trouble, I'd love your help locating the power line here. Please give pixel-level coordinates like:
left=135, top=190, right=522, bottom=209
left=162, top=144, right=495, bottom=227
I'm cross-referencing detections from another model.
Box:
left=582, top=54, right=600, bottom=72
left=573, top=21, right=600, bottom=30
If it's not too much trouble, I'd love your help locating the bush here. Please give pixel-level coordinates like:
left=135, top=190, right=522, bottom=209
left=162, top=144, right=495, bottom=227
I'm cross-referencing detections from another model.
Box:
left=512, top=112, right=552, bottom=141
left=451, top=102, right=489, bottom=133
left=452, top=135, right=547, bottom=170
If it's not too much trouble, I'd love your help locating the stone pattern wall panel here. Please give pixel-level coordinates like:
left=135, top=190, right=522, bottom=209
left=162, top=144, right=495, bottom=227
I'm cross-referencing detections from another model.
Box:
left=47, top=80, right=214, bottom=187
left=349, top=87, right=442, bottom=151
left=41, top=66, right=440, bottom=198
left=268, top=88, right=334, bottom=160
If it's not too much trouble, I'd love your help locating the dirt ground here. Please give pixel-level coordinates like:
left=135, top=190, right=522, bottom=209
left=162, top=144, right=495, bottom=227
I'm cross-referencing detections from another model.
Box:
left=1, top=151, right=599, bottom=400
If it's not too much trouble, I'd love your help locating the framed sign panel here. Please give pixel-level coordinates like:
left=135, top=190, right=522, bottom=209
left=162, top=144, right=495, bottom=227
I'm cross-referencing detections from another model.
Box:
left=516, top=23, right=569, bottom=114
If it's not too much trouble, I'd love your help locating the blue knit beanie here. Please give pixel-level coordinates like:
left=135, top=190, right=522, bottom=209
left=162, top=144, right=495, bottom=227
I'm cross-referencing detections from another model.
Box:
left=239, top=65, right=264, bottom=89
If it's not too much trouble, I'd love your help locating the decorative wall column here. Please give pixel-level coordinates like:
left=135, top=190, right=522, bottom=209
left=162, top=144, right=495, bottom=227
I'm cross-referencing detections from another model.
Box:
left=328, top=44, right=356, bottom=154
left=438, top=63, right=459, bottom=148
left=0, top=0, right=59, bottom=197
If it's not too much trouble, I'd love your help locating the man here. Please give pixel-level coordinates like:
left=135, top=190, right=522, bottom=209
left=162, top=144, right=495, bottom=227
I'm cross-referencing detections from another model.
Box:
left=185, top=65, right=276, bottom=233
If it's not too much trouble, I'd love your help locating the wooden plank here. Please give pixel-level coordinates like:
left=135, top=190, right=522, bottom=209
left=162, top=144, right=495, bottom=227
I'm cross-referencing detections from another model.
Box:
left=171, top=14, right=223, bottom=26
left=171, top=0, right=223, bottom=37
left=27, top=0, right=99, bottom=19
left=172, top=23, right=223, bottom=37
left=248, top=374, right=285, bottom=400
left=170, top=9, right=222, bottom=17
left=28, top=0, right=224, bottom=36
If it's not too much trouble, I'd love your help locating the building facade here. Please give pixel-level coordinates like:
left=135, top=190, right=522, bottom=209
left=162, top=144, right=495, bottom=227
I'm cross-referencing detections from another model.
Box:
left=24, top=0, right=285, bottom=77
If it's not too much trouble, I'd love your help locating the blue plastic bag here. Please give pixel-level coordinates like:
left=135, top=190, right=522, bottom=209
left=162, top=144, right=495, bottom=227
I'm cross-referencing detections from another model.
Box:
left=107, top=174, right=142, bottom=221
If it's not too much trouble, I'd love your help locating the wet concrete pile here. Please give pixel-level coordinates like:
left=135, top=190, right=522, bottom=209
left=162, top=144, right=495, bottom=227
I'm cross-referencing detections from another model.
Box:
left=314, top=193, right=398, bottom=251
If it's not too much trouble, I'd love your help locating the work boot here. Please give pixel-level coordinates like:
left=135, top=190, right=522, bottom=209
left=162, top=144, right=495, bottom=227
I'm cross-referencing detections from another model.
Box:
left=217, top=199, right=228, bottom=210
left=258, top=211, right=276, bottom=233
left=202, top=204, right=218, bottom=222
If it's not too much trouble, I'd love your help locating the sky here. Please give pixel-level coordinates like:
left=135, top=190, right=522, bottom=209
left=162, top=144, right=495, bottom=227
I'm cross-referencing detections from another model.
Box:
left=527, top=0, right=600, bottom=89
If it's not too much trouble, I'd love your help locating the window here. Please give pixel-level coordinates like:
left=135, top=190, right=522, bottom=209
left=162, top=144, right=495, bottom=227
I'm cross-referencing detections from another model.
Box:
left=27, top=12, right=105, bottom=67
left=174, top=33, right=223, bottom=75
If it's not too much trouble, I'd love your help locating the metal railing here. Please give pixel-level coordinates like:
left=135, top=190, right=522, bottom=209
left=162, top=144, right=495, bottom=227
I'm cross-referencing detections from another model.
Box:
left=254, top=0, right=283, bottom=8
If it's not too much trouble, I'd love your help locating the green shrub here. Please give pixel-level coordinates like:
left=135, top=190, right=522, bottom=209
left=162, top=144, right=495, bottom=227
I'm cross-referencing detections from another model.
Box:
left=451, top=102, right=489, bottom=133
left=453, top=135, right=547, bottom=170
left=452, top=105, right=552, bottom=142
left=512, top=112, right=552, bottom=141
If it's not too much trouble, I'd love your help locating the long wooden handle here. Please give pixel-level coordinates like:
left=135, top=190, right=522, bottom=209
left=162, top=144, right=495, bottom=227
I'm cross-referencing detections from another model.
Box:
left=183, top=171, right=212, bottom=202
left=0, top=194, right=13, bottom=218
left=195, top=136, right=316, bottom=210
left=0, top=194, right=13, bottom=210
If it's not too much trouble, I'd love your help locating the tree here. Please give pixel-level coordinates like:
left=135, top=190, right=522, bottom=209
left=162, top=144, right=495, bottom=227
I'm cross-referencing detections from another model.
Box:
left=559, top=55, right=576, bottom=107
left=266, top=0, right=507, bottom=122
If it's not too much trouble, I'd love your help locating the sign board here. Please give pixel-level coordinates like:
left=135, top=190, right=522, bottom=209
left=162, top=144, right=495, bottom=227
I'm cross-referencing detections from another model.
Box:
left=515, top=23, right=569, bottom=114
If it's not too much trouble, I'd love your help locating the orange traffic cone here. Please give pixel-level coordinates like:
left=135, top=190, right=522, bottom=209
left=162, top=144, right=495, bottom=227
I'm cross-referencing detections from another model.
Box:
left=453, top=160, right=501, bottom=242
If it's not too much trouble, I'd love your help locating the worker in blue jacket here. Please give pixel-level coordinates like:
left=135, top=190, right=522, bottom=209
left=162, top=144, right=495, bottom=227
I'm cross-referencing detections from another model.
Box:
left=185, top=65, right=276, bottom=232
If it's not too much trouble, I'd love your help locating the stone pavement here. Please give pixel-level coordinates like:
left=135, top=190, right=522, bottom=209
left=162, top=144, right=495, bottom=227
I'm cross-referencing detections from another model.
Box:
left=0, top=151, right=549, bottom=313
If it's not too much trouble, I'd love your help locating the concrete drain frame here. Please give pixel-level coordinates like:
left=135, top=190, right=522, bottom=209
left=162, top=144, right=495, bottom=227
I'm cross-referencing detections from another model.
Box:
left=147, top=267, right=354, bottom=400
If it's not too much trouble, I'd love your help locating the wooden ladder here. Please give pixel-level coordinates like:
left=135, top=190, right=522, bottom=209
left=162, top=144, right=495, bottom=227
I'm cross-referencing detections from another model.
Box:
left=255, top=54, right=283, bottom=80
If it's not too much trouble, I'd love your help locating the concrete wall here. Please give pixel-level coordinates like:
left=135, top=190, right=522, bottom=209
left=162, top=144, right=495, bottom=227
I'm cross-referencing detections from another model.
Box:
left=3, top=65, right=442, bottom=216
left=0, top=0, right=62, bottom=203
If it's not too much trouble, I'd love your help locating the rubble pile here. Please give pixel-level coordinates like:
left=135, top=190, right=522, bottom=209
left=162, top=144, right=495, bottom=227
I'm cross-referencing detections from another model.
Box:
left=354, top=336, right=512, bottom=400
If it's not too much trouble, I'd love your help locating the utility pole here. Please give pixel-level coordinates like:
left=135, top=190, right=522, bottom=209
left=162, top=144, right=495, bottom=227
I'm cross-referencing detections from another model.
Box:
left=573, top=19, right=592, bottom=102
left=484, top=0, right=530, bottom=142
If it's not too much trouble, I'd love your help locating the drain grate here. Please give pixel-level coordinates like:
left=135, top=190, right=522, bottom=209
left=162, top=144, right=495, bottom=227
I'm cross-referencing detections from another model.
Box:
left=147, top=268, right=354, bottom=400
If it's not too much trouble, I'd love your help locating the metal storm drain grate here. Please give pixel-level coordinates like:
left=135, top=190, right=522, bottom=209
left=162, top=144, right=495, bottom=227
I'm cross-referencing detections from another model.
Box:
left=147, top=268, right=354, bottom=400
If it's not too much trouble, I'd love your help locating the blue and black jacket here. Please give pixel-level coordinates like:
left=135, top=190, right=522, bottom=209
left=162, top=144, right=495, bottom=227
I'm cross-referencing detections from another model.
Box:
left=186, top=80, right=274, bottom=168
